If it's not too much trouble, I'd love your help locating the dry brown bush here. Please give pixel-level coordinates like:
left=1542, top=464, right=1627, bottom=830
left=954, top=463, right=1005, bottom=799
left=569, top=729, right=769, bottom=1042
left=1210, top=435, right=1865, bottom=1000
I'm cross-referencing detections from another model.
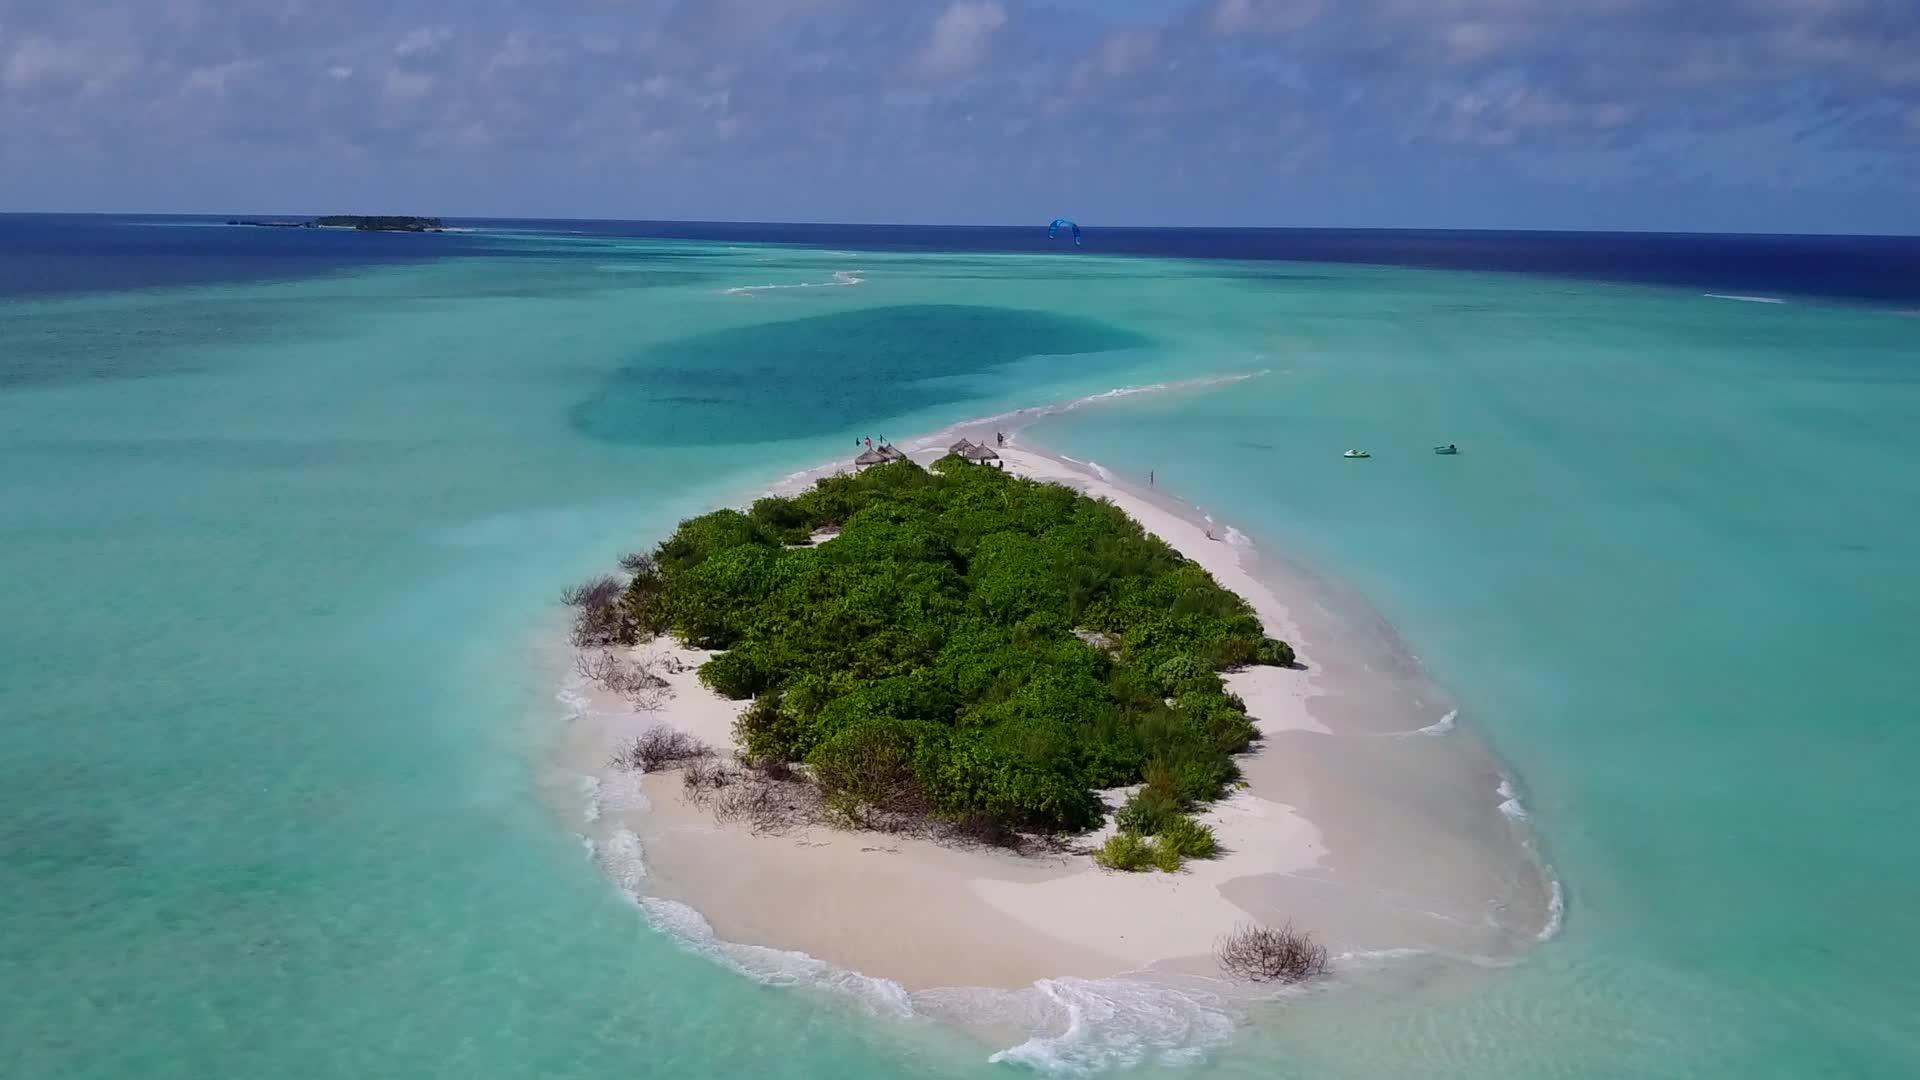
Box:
left=710, top=774, right=822, bottom=835
left=1214, top=922, right=1329, bottom=984
left=574, top=650, right=671, bottom=710
left=681, top=756, right=739, bottom=800
left=609, top=727, right=713, bottom=773
left=560, top=574, right=624, bottom=610
left=564, top=574, right=640, bottom=647
left=617, top=551, right=657, bottom=576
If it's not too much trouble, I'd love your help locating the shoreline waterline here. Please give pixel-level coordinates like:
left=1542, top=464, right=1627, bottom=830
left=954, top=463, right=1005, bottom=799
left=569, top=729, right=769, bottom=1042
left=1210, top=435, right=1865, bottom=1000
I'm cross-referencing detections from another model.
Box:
left=536, top=381, right=1557, bottom=1065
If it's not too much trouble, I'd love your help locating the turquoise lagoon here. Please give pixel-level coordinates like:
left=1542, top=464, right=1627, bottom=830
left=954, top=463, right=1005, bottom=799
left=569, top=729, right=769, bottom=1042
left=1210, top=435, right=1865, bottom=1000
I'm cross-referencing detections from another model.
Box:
left=2, top=225, right=1916, bottom=1077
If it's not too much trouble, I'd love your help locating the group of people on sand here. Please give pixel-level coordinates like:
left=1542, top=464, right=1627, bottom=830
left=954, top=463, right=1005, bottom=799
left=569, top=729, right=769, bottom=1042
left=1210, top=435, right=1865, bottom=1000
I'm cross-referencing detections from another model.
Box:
left=857, top=432, right=1008, bottom=450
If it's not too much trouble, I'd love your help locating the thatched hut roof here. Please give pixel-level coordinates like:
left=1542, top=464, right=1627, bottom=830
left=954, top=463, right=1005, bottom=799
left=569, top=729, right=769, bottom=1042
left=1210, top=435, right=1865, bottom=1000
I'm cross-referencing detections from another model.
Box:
left=877, top=444, right=906, bottom=460
left=947, top=438, right=976, bottom=455
left=960, top=443, right=1000, bottom=462
left=854, top=448, right=890, bottom=468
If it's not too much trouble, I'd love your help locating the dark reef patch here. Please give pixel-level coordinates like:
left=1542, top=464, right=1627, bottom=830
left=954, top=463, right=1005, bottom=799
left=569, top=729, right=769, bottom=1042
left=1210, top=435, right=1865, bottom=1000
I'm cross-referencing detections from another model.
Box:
left=568, top=303, right=1150, bottom=446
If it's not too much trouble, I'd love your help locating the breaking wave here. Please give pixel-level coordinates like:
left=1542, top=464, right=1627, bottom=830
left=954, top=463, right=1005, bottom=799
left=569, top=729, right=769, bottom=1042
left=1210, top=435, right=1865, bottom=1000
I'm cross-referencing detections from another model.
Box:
left=724, top=271, right=865, bottom=295
left=1703, top=293, right=1786, bottom=304
left=979, top=978, right=1237, bottom=1074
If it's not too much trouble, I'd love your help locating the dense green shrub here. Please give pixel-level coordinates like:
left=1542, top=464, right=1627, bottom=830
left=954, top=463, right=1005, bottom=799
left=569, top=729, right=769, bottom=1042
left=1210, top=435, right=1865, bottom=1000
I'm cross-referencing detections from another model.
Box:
left=1116, top=786, right=1185, bottom=835
left=808, top=714, right=937, bottom=821
left=626, top=458, right=1293, bottom=836
left=1156, top=814, right=1219, bottom=860
left=1093, top=831, right=1158, bottom=871
left=1152, top=655, right=1204, bottom=695
left=654, top=509, right=774, bottom=574
left=1255, top=637, right=1296, bottom=667
left=698, top=648, right=766, bottom=700
left=749, top=495, right=813, bottom=543
left=735, top=691, right=809, bottom=761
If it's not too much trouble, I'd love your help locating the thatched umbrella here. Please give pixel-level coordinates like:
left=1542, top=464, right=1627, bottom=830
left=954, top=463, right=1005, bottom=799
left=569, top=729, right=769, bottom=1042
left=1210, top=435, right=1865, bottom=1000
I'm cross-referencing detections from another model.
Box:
left=877, top=443, right=906, bottom=461
left=947, top=438, right=976, bottom=455
left=960, top=443, right=1000, bottom=464
left=854, top=447, right=889, bottom=469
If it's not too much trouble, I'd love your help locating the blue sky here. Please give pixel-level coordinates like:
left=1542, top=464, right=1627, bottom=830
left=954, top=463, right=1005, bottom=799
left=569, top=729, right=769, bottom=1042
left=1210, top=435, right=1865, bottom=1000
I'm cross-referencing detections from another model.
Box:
left=2, top=0, right=1917, bottom=231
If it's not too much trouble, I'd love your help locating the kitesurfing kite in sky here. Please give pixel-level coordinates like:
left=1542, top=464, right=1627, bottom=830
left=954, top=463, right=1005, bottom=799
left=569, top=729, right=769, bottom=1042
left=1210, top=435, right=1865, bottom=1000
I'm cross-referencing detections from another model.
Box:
left=1047, top=218, right=1082, bottom=246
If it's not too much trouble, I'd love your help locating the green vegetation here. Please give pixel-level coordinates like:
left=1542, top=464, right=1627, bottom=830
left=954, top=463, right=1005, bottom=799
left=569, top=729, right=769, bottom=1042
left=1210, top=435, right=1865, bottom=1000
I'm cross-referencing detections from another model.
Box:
left=608, top=456, right=1295, bottom=839
left=1095, top=807, right=1219, bottom=873
left=312, top=215, right=446, bottom=232
left=1092, top=831, right=1160, bottom=871
left=1156, top=814, right=1219, bottom=859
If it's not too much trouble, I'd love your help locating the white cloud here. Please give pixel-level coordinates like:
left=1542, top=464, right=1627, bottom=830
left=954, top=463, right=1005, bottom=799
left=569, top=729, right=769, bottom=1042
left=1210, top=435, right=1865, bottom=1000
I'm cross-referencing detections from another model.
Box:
left=381, top=69, right=435, bottom=103
left=1210, top=0, right=1321, bottom=36
left=393, top=26, right=452, bottom=61
left=182, top=58, right=260, bottom=95
left=4, top=35, right=134, bottom=94
left=917, top=1, right=1006, bottom=78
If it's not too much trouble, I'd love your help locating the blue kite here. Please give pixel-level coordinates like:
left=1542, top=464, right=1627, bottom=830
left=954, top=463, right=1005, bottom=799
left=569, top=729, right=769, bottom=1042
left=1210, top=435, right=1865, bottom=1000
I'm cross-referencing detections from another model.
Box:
left=1047, top=217, right=1082, bottom=247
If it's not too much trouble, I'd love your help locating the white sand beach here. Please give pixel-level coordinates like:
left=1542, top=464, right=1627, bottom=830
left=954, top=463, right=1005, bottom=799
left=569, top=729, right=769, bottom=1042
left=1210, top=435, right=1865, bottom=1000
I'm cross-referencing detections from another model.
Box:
left=554, top=440, right=1555, bottom=994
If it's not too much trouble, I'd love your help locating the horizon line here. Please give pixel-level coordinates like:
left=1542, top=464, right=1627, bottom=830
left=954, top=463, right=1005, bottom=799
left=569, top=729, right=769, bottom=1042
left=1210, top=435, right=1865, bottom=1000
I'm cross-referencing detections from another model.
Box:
left=2, top=209, right=1917, bottom=240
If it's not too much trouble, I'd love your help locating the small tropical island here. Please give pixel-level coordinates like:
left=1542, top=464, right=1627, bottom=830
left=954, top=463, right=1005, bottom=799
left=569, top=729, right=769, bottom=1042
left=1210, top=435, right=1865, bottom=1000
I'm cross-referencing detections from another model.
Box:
left=563, top=441, right=1554, bottom=992
left=570, top=451, right=1297, bottom=870
left=225, top=215, right=446, bottom=232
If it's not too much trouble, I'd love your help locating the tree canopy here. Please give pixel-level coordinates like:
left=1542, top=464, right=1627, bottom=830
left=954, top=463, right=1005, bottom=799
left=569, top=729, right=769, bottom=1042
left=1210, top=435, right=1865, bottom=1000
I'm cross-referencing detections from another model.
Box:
left=622, top=457, right=1295, bottom=836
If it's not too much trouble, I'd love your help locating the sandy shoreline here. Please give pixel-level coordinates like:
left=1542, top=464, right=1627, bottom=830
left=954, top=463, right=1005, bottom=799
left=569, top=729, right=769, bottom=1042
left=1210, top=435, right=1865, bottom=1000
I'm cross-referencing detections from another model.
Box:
left=552, top=435, right=1555, bottom=1004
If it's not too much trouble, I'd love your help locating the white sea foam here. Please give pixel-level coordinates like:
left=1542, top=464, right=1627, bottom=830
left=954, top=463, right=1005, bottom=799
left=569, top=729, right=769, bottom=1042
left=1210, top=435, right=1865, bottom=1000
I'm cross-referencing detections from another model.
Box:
left=555, top=685, right=593, bottom=717
left=600, top=828, right=648, bottom=894
left=580, top=775, right=602, bottom=823
left=983, top=977, right=1236, bottom=1074
left=638, top=898, right=915, bottom=1019
left=1538, top=877, right=1565, bottom=941
left=621, top=864, right=1247, bottom=1065
left=724, top=270, right=865, bottom=295
left=1496, top=778, right=1528, bottom=821
left=1416, top=708, right=1458, bottom=736
left=1334, top=947, right=1427, bottom=966
left=1223, top=526, right=1252, bottom=548
left=1703, top=293, right=1787, bottom=304
left=1085, top=460, right=1115, bottom=482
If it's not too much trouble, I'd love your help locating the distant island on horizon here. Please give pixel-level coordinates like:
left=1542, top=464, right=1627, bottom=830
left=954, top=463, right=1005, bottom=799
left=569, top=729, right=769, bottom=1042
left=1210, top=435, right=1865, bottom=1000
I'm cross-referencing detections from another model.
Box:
left=226, top=215, right=446, bottom=233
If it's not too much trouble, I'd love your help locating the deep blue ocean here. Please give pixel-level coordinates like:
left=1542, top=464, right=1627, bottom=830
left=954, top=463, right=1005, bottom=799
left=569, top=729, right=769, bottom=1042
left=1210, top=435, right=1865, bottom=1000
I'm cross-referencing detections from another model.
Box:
left=4, top=213, right=1917, bottom=1078
left=8, top=213, right=1919, bottom=304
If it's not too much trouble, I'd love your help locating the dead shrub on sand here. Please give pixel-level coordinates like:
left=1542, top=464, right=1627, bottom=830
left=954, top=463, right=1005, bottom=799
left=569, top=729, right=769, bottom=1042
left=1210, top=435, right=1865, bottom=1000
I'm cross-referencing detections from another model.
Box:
left=681, top=756, right=739, bottom=800
left=610, top=727, right=713, bottom=773
left=574, top=649, right=671, bottom=710
left=561, top=574, right=624, bottom=610
left=710, top=773, right=822, bottom=835
left=564, top=575, right=637, bottom=647
left=1214, top=922, right=1329, bottom=984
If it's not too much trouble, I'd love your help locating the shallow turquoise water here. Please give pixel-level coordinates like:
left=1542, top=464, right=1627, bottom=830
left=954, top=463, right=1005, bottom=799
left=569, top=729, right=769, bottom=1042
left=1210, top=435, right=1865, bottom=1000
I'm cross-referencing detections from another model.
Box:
left=3, top=236, right=1916, bottom=1077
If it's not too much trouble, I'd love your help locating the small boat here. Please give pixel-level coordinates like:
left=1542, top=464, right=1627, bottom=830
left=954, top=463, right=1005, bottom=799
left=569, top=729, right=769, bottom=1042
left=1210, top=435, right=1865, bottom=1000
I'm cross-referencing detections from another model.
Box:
left=1433, top=444, right=1459, bottom=455
left=1343, top=449, right=1370, bottom=459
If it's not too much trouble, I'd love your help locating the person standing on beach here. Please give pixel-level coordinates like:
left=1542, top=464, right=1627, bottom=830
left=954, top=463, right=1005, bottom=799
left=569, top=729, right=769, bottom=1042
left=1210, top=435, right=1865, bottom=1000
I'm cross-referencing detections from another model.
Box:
left=1149, top=470, right=1154, bottom=487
